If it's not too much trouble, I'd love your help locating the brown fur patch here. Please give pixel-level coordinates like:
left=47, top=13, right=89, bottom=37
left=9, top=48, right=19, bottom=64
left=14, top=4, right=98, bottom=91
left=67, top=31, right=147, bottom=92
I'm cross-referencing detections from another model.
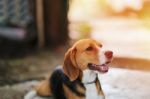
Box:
left=76, top=83, right=86, bottom=95
left=63, top=84, right=85, bottom=99
left=63, top=48, right=80, bottom=81
left=36, top=80, right=52, bottom=96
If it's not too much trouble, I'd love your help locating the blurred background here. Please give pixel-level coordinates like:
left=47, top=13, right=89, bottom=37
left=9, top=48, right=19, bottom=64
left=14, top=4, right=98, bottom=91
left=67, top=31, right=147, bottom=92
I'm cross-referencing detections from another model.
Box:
left=0, top=0, right=150, bottom=99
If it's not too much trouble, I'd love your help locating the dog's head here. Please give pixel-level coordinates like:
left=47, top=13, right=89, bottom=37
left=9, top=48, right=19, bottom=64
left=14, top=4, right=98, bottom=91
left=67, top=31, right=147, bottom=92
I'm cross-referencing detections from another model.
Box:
left=63, top=39, right=113, bottom=82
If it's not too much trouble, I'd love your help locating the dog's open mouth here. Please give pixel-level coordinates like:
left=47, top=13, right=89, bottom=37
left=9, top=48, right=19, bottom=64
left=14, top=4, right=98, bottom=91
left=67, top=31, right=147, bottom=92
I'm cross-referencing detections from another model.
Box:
left=88, top=63, right=109, bottom=73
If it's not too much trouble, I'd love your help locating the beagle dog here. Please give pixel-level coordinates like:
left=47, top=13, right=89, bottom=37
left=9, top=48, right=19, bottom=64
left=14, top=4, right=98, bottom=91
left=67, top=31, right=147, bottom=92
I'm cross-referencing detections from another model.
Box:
left=26, top=39, right=113, bottom=99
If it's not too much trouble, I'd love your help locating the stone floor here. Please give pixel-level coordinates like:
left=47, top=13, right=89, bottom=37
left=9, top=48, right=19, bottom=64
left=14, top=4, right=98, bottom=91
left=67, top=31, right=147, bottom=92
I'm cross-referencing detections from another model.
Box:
left=21, top=68, right=150, bottom=99
left=100, top=68, right=150, bottom=99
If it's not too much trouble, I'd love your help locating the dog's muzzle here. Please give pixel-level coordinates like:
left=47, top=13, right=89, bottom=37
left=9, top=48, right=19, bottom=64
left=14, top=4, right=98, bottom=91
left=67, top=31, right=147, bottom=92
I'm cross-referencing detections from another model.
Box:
left=88, top=63, right=109, bottom=73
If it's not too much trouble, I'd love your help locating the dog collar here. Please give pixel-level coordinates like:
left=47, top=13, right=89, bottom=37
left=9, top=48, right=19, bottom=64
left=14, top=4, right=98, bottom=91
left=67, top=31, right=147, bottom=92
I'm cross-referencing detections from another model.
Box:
left=83, top=79, right=96, bottom=85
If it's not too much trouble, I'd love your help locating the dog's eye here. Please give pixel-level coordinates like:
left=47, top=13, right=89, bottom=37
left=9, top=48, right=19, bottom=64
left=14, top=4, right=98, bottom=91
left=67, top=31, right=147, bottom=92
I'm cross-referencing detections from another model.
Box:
left=99, top=44, right=102, bottom=48
left=86, top=46, right=93, bottom=51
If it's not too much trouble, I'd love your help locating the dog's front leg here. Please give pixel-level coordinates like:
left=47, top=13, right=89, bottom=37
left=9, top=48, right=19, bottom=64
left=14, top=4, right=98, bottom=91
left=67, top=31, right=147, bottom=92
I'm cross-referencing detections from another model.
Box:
left=98, top=95, right=105, bottom=99
left=96, top=79, right=105, bottom=99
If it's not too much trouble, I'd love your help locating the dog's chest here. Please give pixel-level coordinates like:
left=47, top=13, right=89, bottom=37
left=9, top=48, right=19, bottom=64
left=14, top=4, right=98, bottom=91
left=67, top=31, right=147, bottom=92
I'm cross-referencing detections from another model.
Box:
left=82, top=70, right=104, bottom=99
left=85, top=83, right=100, bottom=99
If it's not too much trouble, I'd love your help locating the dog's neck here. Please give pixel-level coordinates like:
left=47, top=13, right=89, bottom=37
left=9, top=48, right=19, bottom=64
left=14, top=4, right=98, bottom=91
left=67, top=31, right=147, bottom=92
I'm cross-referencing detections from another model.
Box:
left=83, top=79, right=97, bottom=85
left=82, top=69, right=101, bottom=99
left=82, top=69, right=97, bottom=84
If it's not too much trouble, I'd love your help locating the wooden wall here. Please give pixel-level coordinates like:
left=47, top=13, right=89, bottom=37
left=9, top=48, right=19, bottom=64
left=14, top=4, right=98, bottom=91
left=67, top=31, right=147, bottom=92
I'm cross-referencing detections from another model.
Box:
left=42, top=0, right=69, bottom=48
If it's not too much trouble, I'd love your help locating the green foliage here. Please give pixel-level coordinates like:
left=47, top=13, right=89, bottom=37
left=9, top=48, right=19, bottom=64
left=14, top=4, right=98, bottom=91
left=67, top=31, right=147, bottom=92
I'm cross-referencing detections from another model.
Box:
left=76, top=23, right=92, bottom=39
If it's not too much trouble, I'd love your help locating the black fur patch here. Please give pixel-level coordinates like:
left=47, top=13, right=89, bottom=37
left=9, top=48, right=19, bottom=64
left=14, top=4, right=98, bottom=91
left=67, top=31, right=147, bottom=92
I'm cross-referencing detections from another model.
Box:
left=50, top=67, right=85, bottom=99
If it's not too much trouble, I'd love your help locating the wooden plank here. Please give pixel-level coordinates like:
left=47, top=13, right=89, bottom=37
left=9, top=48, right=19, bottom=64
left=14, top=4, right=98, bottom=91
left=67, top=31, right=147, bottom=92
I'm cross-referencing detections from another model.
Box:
left=43, top=0, right=69, bottom=47
left=36, top=0, right=45, bottom=48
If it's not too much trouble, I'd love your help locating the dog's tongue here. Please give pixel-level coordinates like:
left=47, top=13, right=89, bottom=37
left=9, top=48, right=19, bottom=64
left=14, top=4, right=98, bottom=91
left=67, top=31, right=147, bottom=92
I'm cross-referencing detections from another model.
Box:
left=88, top=63, right=109, bottom=73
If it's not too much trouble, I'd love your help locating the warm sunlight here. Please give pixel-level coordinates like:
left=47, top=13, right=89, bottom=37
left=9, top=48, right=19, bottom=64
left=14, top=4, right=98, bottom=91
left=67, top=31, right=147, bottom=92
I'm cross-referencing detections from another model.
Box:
left=69, top=0, right=150, bottom=59
left=1, top=1, right=150, bottom=99
left=106, top=0, right=143, bottom=12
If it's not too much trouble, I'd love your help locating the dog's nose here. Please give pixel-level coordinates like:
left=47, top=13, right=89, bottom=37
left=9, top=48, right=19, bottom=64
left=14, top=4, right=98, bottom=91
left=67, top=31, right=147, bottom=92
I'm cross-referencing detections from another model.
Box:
left=105, top=51, right=113, bottom=58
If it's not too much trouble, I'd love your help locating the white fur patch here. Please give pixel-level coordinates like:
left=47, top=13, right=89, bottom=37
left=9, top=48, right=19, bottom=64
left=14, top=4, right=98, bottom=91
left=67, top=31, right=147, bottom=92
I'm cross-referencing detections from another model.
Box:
left=24, top=90, right=47, bottom=99
left=24, top=90, right=37, bottom=99
left=82, top=69, right=104, bottom=99
left=99, top=51, right=106, bottom=65
left=84, top=83, right=99, bottom=99
left=82, top=69, right=97, bottom=83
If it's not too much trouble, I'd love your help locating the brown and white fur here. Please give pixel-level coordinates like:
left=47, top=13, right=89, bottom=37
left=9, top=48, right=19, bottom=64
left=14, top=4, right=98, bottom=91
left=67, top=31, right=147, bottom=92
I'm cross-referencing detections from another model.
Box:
left=24, top=39, right=113, bottom=99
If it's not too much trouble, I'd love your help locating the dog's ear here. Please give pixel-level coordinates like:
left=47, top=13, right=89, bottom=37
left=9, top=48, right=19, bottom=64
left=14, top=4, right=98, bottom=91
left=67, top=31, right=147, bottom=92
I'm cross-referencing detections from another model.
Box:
left=63, top=47, right=79, bottom=81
